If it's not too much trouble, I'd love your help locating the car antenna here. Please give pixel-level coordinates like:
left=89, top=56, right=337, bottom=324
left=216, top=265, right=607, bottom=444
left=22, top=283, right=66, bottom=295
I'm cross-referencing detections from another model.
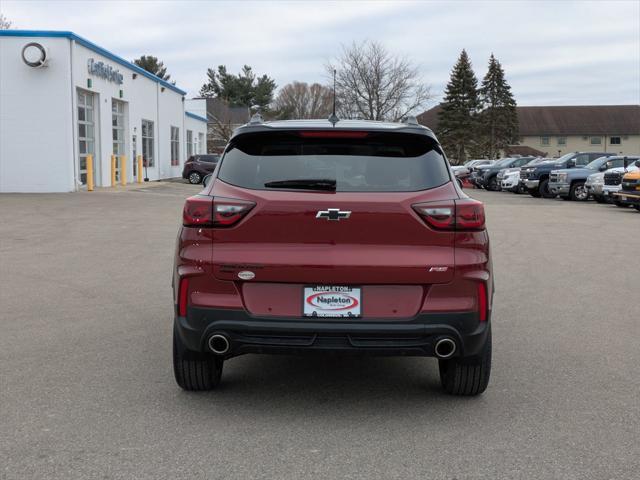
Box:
left=328, top=69, right=339, bottom=126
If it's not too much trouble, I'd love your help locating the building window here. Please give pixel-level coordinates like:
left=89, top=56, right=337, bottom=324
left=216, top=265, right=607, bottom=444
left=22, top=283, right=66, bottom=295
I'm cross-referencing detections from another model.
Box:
left=77, top=90, right=95, bottom=185
left=198, top=132, right=205, bottom=154
left=610, top=136, right=621, bottom=145
left=141, top=119, right=154, bottom=167
left=557, top=137, right=566, bottom=146
left=590, top=136, right=602, bottom=145
left=112, top=100, right=125, bottom=182
left=170, top=126, right=180, bottom=166
left=540, top=136, right=550, bottom=146
left=187, top=130, right=193, bottom=157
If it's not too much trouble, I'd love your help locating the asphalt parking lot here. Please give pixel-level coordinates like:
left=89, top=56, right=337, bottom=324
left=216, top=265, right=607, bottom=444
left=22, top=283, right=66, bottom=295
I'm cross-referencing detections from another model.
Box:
left=1, top=183, right=638, bottom=480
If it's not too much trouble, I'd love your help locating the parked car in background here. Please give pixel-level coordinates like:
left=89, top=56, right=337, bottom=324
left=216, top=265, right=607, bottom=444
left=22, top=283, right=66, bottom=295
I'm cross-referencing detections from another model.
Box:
left=451, top=159, right=494, bottom=179
left=499, top=157, right=550, bottom=193
left=182, top=154, right=221, bottom=184
left=475, top=157, right=534, bottom=191
left=585, top=171, right=607, bottom=203
left=548, top=155, right=632, bottom=201
left=602, top=157, right=640, bottom=206
left=519, top=152, right=613, bottom=198
left=613, top=169, right=640, bottom=211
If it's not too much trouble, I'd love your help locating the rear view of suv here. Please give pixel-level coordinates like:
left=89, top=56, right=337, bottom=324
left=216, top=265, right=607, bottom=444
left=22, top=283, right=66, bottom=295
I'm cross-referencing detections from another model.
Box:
left=173, top=119, right=493, bottom=396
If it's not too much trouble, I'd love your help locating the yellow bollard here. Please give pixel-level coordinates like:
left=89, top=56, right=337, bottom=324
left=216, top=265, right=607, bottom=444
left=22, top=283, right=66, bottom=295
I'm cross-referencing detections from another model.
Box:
left=86, top=154, right=94, bottom=191
left=111, top=155, right=117, bottom=187
left=137, top=155, right=143, bottom=184
left=120, top=155, right=127, bottom=186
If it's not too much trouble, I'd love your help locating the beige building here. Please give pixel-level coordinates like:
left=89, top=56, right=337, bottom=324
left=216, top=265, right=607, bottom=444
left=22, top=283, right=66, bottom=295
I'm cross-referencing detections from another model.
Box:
left=418, top=104, right=640, bottom=158
left=515, top=105, right=640, bottom=157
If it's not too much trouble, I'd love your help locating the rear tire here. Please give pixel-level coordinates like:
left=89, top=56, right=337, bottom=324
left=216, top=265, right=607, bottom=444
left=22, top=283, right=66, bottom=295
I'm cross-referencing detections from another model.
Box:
left=634, top=205, right=640, bottom=212
left=569, top=181, right=588, bottom=201
left=173, top=325, right=223, bottom=391
left=594, top=195, right=606, bottom=204
left=528, top=188, right=541, bottom=198
left=487, top=176, right=499, bottom=191
left=614, top=201, right=628, bottom=208
left=439, top=328, right=491, bottom=396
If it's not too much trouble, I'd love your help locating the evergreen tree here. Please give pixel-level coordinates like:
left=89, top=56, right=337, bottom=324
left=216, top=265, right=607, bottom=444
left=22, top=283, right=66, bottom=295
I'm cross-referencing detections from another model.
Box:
left=199, top=65, right=276, bottom=111
left=133, top=55, right=172, bottom=82
left=478, top=54, right=518, bottom=158
left=437, top=50, right=480, bottom=163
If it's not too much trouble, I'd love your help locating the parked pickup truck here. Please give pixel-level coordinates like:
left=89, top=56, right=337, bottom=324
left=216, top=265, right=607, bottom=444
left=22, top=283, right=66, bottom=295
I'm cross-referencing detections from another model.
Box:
left=613, top=170, right=640, bottom=211
left=471, top=157, right=533, bottom=190
left=519, top=151, right=613, bottom=198
left=602, top=157, right=640, bottom=206
left=549, top=155, right=635, bottom=201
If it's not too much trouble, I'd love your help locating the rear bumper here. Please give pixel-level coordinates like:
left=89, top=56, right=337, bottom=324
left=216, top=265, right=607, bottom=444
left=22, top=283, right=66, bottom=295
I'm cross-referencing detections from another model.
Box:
left=175, top=307, right=491, bottom=359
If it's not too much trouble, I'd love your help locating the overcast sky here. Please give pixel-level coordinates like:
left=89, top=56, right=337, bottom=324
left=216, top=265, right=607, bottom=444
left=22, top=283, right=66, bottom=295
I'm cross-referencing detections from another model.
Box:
left=3, top=0, right=639, bottom=108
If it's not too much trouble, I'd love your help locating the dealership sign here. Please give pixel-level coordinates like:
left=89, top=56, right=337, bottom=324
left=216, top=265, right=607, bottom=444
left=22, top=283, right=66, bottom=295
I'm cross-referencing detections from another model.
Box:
left=87, top=58, right=123, bottom=84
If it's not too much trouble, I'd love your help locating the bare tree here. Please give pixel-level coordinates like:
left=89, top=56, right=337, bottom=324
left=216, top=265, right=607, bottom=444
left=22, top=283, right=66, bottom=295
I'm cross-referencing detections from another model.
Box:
left=327, top=40, right=431, bottom=121
left=273, top=82, right=333, bottom=119
left=0, top=14, right=12, bottom=30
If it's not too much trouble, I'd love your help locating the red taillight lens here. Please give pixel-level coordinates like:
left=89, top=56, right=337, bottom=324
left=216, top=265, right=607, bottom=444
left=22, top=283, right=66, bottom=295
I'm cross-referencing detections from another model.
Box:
left=213, top=196, right=255, bottom=227
left=455, top=198, right=485, bottom=230
left=298, top=131, right=370, bottom=139
left=412, top=199, right=485, bottom=231
left=477, top=282, right=488, bottom=322
left=183, top=196, right=213, bottom=226
left=412, top=202, right=455, bottom=229
left=178, top=277, right=189, bottom=317
left=183, top=196, right=255, bottom=227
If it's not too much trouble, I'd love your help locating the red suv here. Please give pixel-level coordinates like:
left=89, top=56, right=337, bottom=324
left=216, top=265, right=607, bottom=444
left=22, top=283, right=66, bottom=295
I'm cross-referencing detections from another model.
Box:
left=173, top=119, right=493, bottom=395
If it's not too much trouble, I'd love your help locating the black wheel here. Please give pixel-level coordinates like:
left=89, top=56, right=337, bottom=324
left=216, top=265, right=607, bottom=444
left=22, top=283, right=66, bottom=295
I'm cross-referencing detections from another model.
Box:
left=187, top=171, right=202, bottom=185
left=173, top=325, right=223, bottom=391
left=540, top=179, right=555, bottom=198
left=594, top=195, right=606, bottom=204
left=614, top=201, right=628, bottom=208
left=487, top=176, right=499, bottom=191
left=527, top=187, right=541, bottom=198
left=439, top=328, right=492, bottom=396
left=634, top=205, right=640, bottom=212
left=569, top=181, right=588, bottom=201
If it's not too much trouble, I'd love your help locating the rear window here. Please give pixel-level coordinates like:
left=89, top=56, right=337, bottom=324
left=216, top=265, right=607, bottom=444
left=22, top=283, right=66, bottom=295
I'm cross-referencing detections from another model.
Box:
left=217, top=131, right=450, bottom=192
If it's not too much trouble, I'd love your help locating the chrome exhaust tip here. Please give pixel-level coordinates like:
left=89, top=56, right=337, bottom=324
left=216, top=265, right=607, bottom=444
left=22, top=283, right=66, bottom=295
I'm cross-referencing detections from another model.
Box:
left=208, top=334, right=230, bottom=355
left=434, top=338, right=456, bottom=359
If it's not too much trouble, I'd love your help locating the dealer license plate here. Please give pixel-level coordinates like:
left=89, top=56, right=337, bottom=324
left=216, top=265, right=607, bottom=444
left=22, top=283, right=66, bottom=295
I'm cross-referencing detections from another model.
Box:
left=303, top=286, right=361, bottom=318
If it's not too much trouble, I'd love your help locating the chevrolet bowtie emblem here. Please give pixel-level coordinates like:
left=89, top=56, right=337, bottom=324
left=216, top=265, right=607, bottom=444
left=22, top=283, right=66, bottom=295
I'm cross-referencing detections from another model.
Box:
left=316, top=208, right=351, bottom=221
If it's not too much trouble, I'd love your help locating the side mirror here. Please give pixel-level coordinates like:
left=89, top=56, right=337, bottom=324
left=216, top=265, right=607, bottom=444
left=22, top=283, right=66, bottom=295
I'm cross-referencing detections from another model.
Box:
left=567, top=159, right=576, bottom=168
left=600, top=164, right=609, bottom=171
left=202, top=174, right=212, bottom=187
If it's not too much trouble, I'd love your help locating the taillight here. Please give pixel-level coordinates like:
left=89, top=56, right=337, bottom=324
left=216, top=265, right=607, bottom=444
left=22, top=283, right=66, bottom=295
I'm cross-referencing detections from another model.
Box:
left=299, top=131, right=369, bottom=139
left=183, top=196, right=255, bottom=227
left=178, top=277, right=189, bottom=317
left=412, top=198, right=485, bottom=231
left=183, top=196, right=213, bottom=226
left=477, top=282, right=488, bottom=322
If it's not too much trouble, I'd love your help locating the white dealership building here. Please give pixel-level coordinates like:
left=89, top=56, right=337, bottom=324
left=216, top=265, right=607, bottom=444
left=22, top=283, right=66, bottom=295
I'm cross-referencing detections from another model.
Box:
left=0, top=30, right=208, bottom=192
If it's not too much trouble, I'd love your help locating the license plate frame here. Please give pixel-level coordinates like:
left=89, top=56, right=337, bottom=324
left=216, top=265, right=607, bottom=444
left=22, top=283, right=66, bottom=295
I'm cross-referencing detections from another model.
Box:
left=303, top=285, right=362, bottom=318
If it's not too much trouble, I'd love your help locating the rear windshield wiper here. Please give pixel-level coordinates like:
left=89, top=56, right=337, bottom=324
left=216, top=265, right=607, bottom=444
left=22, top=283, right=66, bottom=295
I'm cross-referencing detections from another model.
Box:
left=264, top=179, right=337, bottom=191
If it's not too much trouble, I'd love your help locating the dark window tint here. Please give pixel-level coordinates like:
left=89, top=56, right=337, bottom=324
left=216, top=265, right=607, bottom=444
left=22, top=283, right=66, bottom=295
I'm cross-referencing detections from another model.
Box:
left=218, top=131, right=450, bottom=192
left=199, top=155, right=219, bottom=163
